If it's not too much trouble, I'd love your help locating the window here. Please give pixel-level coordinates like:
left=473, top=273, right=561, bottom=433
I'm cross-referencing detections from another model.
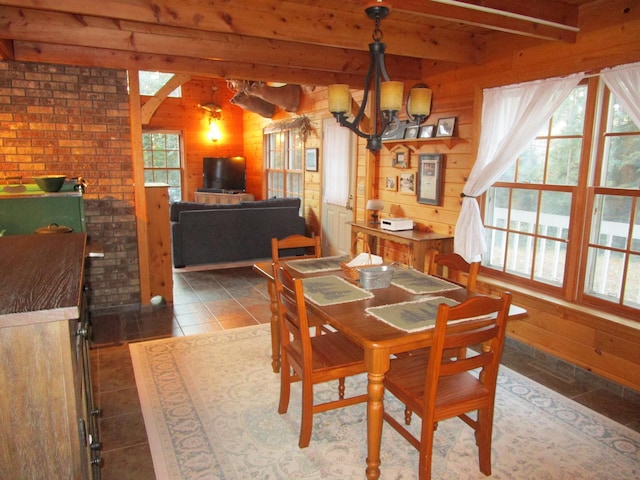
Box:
left=142, top=132, right=183, bottom=203
left=483, top=80, right=640, bottom=318
left=264, top=128, right=303, bottom=200
left=584, top=89, right=640, bottom=310
left=139, top=71, right=182, bottom=97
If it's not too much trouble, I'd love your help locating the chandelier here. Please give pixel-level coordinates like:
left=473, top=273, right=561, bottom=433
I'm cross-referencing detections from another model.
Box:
left=328, top=2, right=432, bottom=153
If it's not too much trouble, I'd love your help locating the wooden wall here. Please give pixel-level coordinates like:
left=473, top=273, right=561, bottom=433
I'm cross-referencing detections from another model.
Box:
left=145, top=77, right=245, bottom=201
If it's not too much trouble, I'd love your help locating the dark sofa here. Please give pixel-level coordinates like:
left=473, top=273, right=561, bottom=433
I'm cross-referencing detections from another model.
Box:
left=170, top=197, right=306, bottom=268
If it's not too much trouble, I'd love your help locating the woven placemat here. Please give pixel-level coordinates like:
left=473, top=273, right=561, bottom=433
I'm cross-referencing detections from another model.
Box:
left=365, top=296, right=460, bottom=332
left=391, top=268, right=462, bottom=294
left=286, top=255, right=349, bottom=274
left=302, top=275, right=374, bottom=306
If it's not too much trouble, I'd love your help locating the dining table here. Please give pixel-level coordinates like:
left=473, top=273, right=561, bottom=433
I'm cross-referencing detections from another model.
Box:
left=252, top=256, right=527, bottom=480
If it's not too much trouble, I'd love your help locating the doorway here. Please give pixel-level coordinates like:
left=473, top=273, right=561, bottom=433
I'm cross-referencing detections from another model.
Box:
left=321, top=119, right=355, bottom=256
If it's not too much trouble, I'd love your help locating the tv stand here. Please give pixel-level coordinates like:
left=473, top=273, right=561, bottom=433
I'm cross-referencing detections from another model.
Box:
left=194, top=191, right=254, bottom=205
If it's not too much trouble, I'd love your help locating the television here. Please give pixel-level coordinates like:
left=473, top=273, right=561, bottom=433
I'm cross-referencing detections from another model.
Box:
left=202, top=156, right=246, bottom=192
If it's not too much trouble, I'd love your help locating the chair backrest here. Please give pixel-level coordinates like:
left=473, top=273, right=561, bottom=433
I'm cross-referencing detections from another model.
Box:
left=428, top=250, right=480, bottom=291
left=272, top=234, right=321, bottom=263
left=274, top=264, right=313, bottom=364
left=423, top=292, right=512, bottom=416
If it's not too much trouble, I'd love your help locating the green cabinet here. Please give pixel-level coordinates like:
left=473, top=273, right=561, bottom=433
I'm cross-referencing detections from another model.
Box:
left=0, top=184, right=86, bottom=235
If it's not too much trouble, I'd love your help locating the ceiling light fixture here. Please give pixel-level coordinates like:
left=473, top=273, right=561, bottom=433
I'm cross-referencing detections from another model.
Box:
left=328, top=1, right=432, bottom=153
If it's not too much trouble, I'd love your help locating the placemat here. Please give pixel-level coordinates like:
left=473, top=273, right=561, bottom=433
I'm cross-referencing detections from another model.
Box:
left=391, top=268, right=462, bottom=294
left=286, top=255, right=349, bottom=274
left=302, top=275, right=374, bottom=306
left=365, top=296, right=460, bottom=332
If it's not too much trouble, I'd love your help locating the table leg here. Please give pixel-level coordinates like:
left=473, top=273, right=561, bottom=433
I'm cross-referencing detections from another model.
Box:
left=413, top=241, right=426, bottom=272
left=364, top=349, right=390, bottom=480
left=266, top=279, right=281, bottom=373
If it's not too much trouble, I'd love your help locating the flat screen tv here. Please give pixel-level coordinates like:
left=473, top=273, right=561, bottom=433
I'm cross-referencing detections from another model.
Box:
left=203, top=156, right=246, bottom=192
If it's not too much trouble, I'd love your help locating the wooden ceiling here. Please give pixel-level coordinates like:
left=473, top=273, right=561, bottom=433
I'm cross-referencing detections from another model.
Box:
left=0, top=0, right=600, bottom=86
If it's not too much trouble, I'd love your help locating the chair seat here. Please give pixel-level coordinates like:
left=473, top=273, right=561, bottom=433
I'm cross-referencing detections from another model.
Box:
left=386, top=354, right=491, bottom=416
left=286, top=331, right=365, bottom=373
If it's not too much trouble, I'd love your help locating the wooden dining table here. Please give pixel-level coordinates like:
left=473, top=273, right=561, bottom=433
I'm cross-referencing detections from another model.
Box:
left=253, top=258, right=527, bottom=480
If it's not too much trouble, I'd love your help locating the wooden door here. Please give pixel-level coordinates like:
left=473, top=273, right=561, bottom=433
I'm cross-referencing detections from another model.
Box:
left=321, top=119, right=355, bottom=256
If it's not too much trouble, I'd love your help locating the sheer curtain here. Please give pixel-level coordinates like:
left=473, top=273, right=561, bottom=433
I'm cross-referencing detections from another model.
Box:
left=601, top=62, right=640, bottom=127
left=455, top=73, right=584, bottom=262
left=323, top=121, right=350, bottom=206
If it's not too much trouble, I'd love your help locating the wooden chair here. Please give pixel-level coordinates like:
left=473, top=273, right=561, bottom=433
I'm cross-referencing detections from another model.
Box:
left=382, top=292, right=512, bottom=480
left=271, top=234, right=321, bottom=263
left=428, top=250, right=480, bottom=292
left=273, top=264, right=368, bottom=448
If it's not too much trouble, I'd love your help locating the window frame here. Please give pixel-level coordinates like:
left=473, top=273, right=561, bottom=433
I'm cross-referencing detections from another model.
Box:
left=481, top=77, right=640, bottom=320
left=141, top=130, right=185, bottom=203
left=263, top=127, right=304, bottom=201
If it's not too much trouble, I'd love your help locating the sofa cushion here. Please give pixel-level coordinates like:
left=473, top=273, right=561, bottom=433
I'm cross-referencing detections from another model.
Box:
left=170, top=201, right=237, bottom=222
left=238, top=197, right=300, bottom=209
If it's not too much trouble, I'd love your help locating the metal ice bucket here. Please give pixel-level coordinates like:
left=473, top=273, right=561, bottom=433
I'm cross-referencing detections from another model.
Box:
left=358, top=264, right=395, bottom=290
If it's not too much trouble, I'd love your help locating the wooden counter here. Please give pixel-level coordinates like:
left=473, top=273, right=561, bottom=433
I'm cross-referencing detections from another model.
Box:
left=0, top=233, right=101, bottom=479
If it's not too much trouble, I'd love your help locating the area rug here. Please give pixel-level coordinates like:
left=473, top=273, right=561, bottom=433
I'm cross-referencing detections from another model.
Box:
left=130, top=324, right=640, bottom=480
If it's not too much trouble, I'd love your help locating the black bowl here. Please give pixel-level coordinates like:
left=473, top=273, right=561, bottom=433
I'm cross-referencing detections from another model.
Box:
left=34, top=175, right=66, bottom=192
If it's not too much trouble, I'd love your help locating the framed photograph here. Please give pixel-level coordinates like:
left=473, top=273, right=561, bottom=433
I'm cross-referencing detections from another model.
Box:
left=419, top=124, right=435, bottom=138
left=404, top=125, right=419, bottom=139
left=381, top=120, right=407, bottom=141
left=399, top=172, right=415, bottom=195
left=417, top=153, right=444, bottom=205
left=435, top=117, right=456, bottom=137
left=305, top=148, right=318, bottom=171
left=392, top=149, right=410, bottom=169
left=385, top=176, right=397, bottom=191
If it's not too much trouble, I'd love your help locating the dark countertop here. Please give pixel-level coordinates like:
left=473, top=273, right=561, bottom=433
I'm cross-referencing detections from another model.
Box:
left=0, top=233, right=86, bottom=327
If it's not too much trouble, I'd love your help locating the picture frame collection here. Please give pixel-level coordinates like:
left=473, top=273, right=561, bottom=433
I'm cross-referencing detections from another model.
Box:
left=382, top=117, right=454, bottom=207
left=381, top=117, right=456, bottom=142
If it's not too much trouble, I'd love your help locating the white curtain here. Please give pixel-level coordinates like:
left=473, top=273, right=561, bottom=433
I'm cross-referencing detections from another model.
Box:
left=601, top=62, right=640, bottom=128
left=323, top=121, right=350, bottom=206
left=455, top=73, right=584, bottom=262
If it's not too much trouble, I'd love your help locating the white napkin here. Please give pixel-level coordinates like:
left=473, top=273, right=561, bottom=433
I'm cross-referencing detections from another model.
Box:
left=346, top=252, right=383, bottom=267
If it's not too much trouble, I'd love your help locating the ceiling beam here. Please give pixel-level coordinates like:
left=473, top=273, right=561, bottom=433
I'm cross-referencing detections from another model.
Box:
left=12, top=41, right=373, bottom=86
left=0, top=6, right=423, bottom=79
left=141, top=73, right=191, bottom=124
left=426, top=0, right=579, bottom=40
left=0, top=0, right=480, bottom=64
left=0, top=38, right=13, bottom=59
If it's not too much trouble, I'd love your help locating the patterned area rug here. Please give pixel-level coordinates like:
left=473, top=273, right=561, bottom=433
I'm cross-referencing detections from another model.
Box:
left=130, top=324, right=640, bottom=480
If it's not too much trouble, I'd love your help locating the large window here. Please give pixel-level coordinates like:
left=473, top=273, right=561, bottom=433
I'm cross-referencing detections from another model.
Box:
left=142, top=132, right=183, bottom=203
left=483, top=79, right=640, bottom=318
left=264, top=128, right=303, bottom=199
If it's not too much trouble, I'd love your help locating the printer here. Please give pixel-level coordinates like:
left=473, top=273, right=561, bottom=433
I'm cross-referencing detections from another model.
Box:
left=380, top=217, right=414, bottom=231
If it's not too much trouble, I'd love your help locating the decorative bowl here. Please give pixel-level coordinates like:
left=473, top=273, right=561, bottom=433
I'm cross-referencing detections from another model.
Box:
left=33, top=175, right=66, bottom=192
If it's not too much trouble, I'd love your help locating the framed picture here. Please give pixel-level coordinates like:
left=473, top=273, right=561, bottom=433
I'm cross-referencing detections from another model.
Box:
left=385, top=176, right=397, bottom=191
left=419, top=124, right=435, bottom=138
left=392, top=149, right=410, bottom=169
left=305, top=148, right=318, bottom=171
left=417, top=153, right=444, bottom=205
left=435, top=117, right=456, bottom=137
left=404, top=125, right=419, bottom=139
left=381, top=120, right=407, bottom=141
left=399, top=172, right=415, bottom=195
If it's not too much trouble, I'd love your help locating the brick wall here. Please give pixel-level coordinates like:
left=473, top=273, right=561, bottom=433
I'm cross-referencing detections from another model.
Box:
left=0, top=60, right=140, bottom=312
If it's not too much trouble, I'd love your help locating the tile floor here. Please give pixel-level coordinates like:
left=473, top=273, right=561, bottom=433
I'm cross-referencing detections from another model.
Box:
left=90, top=267, right=640, bottom=480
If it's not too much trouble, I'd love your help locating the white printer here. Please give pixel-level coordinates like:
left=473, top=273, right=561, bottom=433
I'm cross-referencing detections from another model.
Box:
left=380, top=217, right=414, bottom=231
